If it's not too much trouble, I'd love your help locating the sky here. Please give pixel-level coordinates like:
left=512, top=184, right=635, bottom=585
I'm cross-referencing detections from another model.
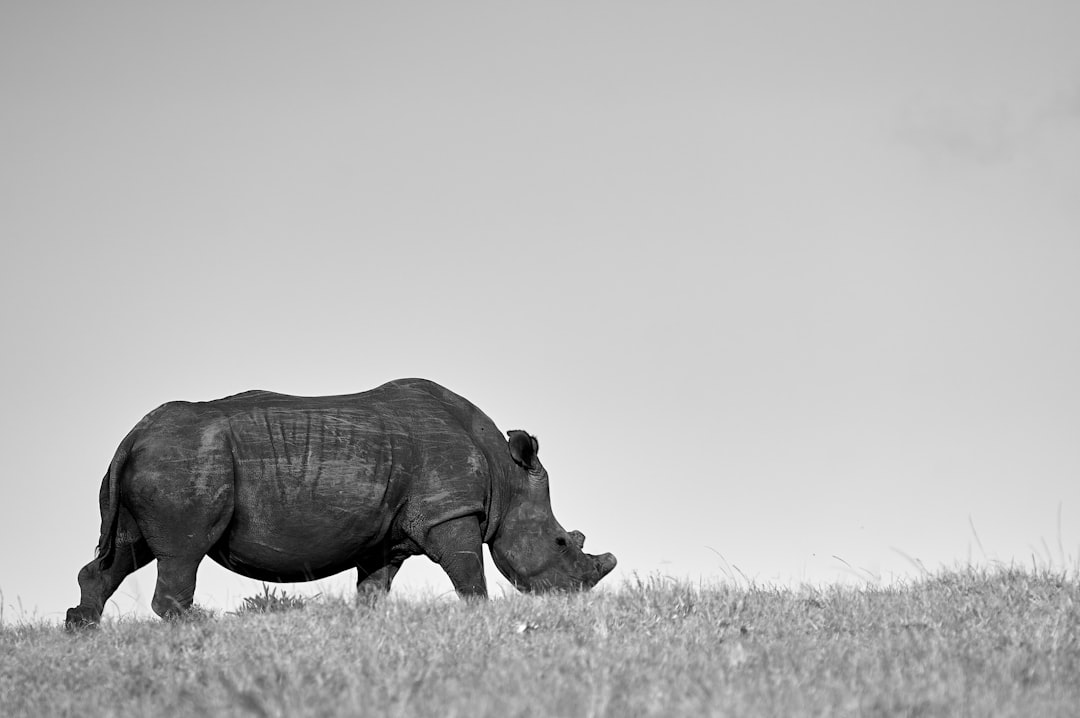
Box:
left=2, top=1, right=1079, bottom=622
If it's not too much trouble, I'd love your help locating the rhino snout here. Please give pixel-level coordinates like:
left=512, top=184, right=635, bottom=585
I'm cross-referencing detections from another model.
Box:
left=593, top=552, right=617, bottom=579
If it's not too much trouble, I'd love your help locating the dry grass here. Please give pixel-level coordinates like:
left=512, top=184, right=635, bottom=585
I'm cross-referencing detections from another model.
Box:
left=2, top=567, right=1078, bottom=717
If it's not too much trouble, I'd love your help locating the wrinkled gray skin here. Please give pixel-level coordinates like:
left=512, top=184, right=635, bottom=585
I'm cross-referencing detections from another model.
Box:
left=65, top=379, right=616, bottom=628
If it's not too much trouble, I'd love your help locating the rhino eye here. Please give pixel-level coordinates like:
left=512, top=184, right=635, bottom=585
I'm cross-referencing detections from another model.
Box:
left=556, top=537, right=568, bottom=547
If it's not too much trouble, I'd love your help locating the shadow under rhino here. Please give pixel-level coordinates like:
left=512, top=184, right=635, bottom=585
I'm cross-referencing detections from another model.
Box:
left=65, top=378, right=616, bottom=628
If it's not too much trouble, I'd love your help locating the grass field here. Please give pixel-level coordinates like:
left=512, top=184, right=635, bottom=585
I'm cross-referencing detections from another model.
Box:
left=2, top=568, right=1078, bottom=717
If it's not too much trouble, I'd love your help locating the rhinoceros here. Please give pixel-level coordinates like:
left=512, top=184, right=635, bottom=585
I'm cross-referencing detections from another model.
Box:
left=65, top=378, right=616, bottom=628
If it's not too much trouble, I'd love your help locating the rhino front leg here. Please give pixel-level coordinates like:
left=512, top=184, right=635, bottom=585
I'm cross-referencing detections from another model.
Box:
left=422, top=517, right=487, bottom=599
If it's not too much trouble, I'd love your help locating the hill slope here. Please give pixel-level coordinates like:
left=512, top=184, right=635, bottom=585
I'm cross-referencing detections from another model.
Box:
left=2, top=569, right=1078, bottom=717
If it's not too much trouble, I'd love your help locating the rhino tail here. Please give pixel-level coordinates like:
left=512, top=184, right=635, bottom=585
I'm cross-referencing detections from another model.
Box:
left=93, top=431, right=136, bottom=570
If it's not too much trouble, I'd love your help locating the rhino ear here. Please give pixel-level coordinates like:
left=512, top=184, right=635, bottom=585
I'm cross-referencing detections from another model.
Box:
left=507, top=430, right=539, bottom=470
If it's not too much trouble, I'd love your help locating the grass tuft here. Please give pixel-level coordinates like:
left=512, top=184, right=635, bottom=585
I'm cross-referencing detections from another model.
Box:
left=234, top=584, right=313, bottom=615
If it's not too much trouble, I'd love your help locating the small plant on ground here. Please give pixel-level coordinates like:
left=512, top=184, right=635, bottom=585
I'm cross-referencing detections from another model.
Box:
left=235, top=584, right=313, bottom=614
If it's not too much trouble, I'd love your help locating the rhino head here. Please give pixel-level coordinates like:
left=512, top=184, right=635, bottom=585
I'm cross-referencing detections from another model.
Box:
left=489, top=430, right=617, bottom=592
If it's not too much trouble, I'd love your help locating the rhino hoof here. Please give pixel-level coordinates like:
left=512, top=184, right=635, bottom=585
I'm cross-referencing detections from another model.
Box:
left=64, top=606, right=100, bottom=631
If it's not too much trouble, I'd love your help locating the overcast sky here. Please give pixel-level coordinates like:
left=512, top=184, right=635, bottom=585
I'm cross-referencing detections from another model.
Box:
left=2, top=2, right=1079, bottom=621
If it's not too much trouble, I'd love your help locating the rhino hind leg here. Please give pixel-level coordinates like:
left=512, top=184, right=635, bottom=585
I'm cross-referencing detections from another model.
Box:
left=65, top=507, right=154, bottom=630
left=129, top=472, right=233, bottom=619
left=151, top=557, right=203, bottom=618
left=145, top=514, right=230, bottom=619
left=356, top=558, right=403, bottom=604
